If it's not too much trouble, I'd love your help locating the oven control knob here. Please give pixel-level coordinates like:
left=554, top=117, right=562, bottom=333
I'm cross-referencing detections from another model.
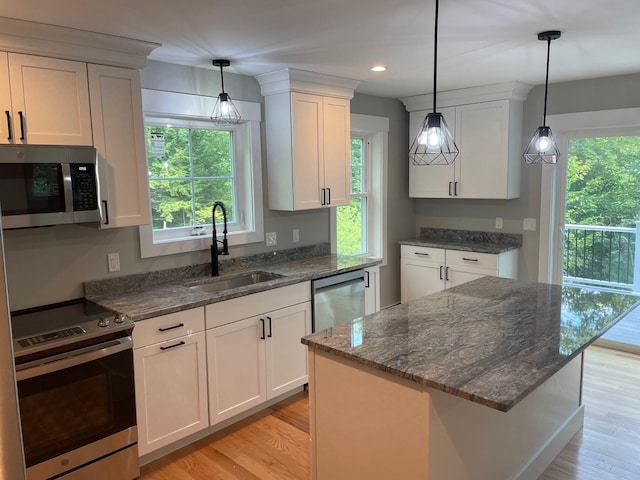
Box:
left=114, top=313, right=127, bottom=324
left=97, top=317, right=110, bottom=328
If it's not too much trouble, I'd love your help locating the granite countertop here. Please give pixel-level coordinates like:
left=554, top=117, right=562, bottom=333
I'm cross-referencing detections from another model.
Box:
left=85, top=248, right=380, bottom=321
left=302, top=276, right=638, bottom=412
left=400, top=228, right=522, bottom=254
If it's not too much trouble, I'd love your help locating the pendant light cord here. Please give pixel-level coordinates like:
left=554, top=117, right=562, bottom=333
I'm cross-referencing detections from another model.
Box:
left=542, top=37, right=551, bottom=126
left=219, top=64, right=226, bottom=94
left=432, top=0, right=439, bottom=114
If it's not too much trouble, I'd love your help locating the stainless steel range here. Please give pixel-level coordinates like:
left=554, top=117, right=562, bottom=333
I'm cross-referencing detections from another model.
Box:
left=11, top=299, right=138, bottom=480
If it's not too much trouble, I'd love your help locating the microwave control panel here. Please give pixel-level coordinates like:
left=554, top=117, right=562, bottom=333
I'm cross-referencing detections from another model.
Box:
left=70, top=163, right=99, bottom=211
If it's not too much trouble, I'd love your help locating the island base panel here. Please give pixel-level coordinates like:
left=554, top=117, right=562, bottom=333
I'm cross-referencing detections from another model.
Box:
left=308, top=349, right=584, bottom=480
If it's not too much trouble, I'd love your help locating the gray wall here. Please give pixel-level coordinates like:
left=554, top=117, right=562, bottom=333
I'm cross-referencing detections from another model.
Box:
left=415, top=72, right=640, bottom=283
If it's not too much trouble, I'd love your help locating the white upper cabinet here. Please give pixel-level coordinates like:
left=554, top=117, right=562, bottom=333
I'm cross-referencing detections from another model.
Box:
left=256, top=69, right=358, bottom=211
left=403, top=82, right=531, bottom=200
left=88, top=64, right=150, bottom=228
left=2, top=52, right=93, bottom=145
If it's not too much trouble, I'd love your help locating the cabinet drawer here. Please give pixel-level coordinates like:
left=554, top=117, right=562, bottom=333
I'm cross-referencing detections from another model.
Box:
left=206, top=281, right=311, bottom=329
left=445, top=250, right=498, bottom=272
left=401, top=245, right=445, bottom=263
left=133, top=308, right=205, bottom=348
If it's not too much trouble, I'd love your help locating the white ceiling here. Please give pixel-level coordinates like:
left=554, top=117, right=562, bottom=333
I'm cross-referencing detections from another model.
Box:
left=3, top=0, right=640, bottom=98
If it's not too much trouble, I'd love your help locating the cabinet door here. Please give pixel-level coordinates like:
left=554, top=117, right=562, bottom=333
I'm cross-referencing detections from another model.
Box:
left=455, top=100, right=510, bottom=199
left=134, top=331, right=208, bottom=456
left=409, top=107, right=456, bottom=198
left=445, top=267, right=485, bottom=289
left=8, top=53, right=92, bottom=145
left=0, top=52, right=11, bottom=144
left=292, top=92, right=324, bottom=210
left=265, top=302, right=312, bottom=399
left=400, top=259, right=444, bottom=303
left=88, top=65, right=150, bottom=228
left=364, top=266, right=380, bottom=315
left=322, top=96, right=351, bottom=207
left=207, top=317, right=267, bottom=425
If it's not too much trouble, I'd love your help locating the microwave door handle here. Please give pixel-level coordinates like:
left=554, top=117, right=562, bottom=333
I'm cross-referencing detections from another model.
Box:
left=61, top=163, right=74, bottom=213
left=15, top=336, right=133, bottom=381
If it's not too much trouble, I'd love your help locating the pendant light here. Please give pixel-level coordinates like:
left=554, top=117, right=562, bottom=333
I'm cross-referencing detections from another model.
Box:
left=210, top=59, right=241, bottom=125
left=409, top=0, right=459, bottom=166
left=523, top=31, right=561, bottom=164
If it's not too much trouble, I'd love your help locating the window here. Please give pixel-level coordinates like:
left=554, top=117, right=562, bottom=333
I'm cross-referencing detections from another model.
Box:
left=146, top=125, right=236, bottom=234
left=332, top=114, right=388, bottom=262
left=139, top=89, right=263, bottom=258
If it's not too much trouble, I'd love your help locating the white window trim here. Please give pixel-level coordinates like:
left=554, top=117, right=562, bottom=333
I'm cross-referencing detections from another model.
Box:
left=139, top=89, right=263, bottom=258
left=330, top=113, right=389, bottom=266
left=539, top=107, right=640, bottom=283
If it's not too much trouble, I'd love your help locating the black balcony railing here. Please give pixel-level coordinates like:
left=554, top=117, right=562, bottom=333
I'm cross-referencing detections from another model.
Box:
left=563, top=224, right=638, bottom=292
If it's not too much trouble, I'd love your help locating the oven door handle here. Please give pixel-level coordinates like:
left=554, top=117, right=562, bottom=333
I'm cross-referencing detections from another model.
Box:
left=15, top=336, right=133, bottom=381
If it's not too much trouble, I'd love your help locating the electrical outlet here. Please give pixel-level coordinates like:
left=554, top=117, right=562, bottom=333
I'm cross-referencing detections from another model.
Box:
left=495, top=217, right=503, bottom=230
left=293, top=229, right=300, bottom=243
left=523, top=218, right=537, bottom=231
left=107, top=253, right=120, bottom=272
left=266, top=232, right=277, bottom=246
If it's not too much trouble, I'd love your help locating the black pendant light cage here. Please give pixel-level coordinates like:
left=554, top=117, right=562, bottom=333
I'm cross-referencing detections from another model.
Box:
left=409, top=0, right=459, bottom=166
left=211, top=59, right=242, bottom=126
left=523, top=30, right=561, bottom=164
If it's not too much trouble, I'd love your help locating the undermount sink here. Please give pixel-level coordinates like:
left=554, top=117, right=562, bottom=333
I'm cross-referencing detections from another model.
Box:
left=185, top=271, right=284, bottom=294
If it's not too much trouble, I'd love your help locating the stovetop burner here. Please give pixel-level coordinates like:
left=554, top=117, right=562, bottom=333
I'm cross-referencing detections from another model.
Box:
left=11, top=298, right=134, bottom=359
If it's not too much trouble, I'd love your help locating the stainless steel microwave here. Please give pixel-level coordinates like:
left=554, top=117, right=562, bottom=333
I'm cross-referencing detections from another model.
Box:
left=0, top=145, right=102, bottom=229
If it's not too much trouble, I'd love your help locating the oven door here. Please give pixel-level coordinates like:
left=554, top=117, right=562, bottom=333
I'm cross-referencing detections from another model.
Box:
left=15, top=337, right=138, bottom=480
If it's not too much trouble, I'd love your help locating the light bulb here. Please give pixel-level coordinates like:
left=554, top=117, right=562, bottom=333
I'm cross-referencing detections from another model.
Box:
left=426, top=127, right=444, bottom=149
left=536, top=135, right=551, bottom=152
left=220, top=101, right=231, bottom=115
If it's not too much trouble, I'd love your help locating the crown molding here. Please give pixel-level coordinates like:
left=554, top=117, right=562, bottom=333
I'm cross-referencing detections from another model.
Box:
left=401, top=81, right=533, bottom=112
left=255, top=68, right=360, bottom=99
left=0, top=17, right=160, bottom=69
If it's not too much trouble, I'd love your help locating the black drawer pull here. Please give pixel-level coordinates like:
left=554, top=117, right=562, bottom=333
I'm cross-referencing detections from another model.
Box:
left=462, top=257, right=479, bottom=262
left=18, top=111, right=25, bottom=140
left=5, top=110, right=11, bottom=141
left=160, top=340, right=185, bottom=351
left=158, top=323, right=185, bottom=332
left=414, top=252, right=430, bottom=256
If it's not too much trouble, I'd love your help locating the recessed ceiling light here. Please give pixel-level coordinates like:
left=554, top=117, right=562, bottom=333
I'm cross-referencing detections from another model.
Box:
left=371, top=66, right=387, bottom=72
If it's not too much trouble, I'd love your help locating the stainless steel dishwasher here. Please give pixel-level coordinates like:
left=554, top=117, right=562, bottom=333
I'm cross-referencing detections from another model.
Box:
left=312, top=269, right=365, bottom=332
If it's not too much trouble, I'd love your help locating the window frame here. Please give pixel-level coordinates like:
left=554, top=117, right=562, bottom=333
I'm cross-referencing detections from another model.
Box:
left=331, top=113, right=388, bottom=264
left=139, top=90, right=263, bottom=258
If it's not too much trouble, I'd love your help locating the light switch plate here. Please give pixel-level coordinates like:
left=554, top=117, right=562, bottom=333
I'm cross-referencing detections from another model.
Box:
left=293, top=229, right=300, bottom=243
left=107, top=253, right=120, bottom=272
left=495, top=217, right=503, bottom=230
left=523, top=218, right=537, bottom=231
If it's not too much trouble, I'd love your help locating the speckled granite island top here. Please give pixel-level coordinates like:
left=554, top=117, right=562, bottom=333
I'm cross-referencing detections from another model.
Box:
left=400, top=227, right=522, bottom=254
left=85, top=248, right=379, bottom=321
left=302, top=277, right=638, bottom=411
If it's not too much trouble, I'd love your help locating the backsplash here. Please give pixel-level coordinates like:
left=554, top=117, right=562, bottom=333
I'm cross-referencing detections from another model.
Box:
left=85, top=243, right=330, bottom=297
left=419, top=228, right=523, bottom=247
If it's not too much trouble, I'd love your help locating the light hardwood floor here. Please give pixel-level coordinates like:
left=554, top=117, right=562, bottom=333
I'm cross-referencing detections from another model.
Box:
left=140, top=346, right=640, bottom=480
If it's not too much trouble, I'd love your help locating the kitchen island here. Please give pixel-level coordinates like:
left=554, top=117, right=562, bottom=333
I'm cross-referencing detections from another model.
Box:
left=301, top=277, right=638, bottom=480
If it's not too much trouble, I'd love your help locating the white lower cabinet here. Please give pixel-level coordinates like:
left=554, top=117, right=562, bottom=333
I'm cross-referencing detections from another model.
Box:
left=400, top=245, right=518, bottom=303
left=133, top=308, right=208, bottom=456
left=206, top=282, right=312, bottom=425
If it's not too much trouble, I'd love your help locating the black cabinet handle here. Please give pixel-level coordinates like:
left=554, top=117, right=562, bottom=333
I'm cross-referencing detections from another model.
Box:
left=321, top=188, right=326, bottom=206
left=462, top=257, right=479, bottom=262
left=448, top=182, right=452, bottom=196
left=158, top=323, right=185, bottom=332
left=439, top=265, right=443, bottom=280
left=260, top=318, right=265, bottom=340
left=267, top=316, right=272, bottom=338
left=160, top=340, right=185, bottom=351
left=5, top=111, right=11, bottom=141
left=445, top=266, right=450, bottom=281
left=365, top=270, right=370, bottom=288
left=102, top=200, right=110, bottom=225
left=18, top=111, right=24, bottom=140
left=414, top=252, right=429, bottom=256
left=454, top=182, right=458, bottom=196
left=327, top=187, right=331, bottom=205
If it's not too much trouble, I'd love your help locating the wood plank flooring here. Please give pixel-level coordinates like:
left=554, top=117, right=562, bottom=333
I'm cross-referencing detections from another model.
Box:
left=140, top=346, right=640, bottom=480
